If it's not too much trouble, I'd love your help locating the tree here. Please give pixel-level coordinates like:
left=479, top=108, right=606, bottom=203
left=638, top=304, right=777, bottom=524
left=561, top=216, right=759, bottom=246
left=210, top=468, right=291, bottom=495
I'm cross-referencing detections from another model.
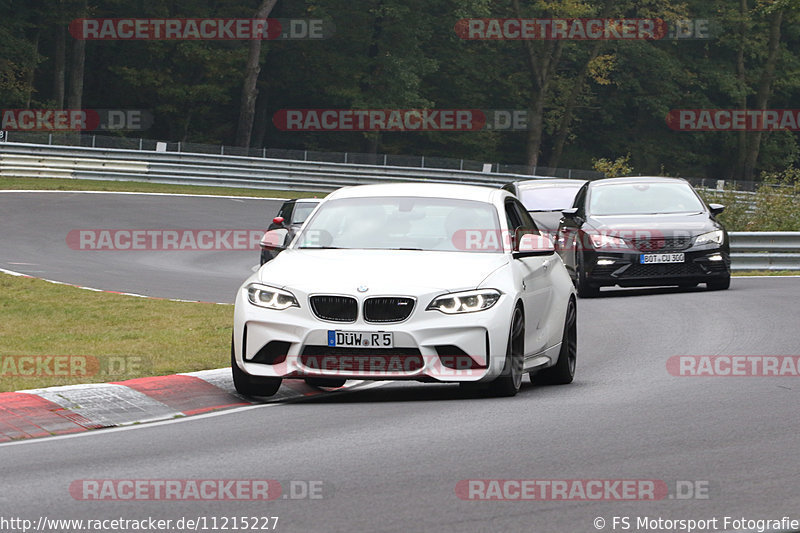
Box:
left=235, top=0, right=278, bottom=148
left=66, top=0, right=88, bottom=113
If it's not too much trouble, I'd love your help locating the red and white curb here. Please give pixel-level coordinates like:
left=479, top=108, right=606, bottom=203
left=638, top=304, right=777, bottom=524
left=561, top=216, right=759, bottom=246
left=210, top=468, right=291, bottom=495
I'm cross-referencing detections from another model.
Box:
left=0, top=369, right=360, bottom=443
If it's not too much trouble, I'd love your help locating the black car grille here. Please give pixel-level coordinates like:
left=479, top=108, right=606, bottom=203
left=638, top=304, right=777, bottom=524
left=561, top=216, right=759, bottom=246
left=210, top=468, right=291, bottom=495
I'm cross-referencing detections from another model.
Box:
left=591, top=263, right=620, bottom=276
left=363, top=297, right=415, bottom=323
left=300, top=347, right=424, bottom=372
left=309, top=296, right=358, bottom=322
left=707, top=260, right=728, bottom=272
left=623, top=262, right=704, bottom=278
left=632, top=237, right=692, bottom=252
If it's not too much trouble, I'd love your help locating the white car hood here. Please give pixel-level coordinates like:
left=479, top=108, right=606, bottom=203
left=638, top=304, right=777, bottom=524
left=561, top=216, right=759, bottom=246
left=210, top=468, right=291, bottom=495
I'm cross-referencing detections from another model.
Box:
left=258, top=249, right=509, bottom=294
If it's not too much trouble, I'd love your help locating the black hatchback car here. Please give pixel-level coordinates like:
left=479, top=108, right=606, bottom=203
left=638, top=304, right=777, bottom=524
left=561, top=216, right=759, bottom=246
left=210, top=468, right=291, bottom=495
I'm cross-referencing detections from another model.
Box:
left=259, top=198, right=321, bottom=265
left=502, top=178, right=587, bottom=239
left=556, top=177, right=731, bottom=297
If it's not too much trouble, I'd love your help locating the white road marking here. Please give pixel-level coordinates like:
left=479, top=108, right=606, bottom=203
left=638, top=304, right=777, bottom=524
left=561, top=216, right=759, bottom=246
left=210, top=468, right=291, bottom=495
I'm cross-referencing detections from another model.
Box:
left=0, top=380, right=389, bottom=448
left=0, top=189, right=291, bottom=200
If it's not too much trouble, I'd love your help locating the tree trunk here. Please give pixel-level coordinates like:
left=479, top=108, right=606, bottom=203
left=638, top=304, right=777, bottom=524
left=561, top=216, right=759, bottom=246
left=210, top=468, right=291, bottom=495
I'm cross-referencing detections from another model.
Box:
left=24, top=31, right=39, bottom=108
left=252, top=84, right=270, bottom=149
left=513, top=0, right=562, bottom=171
left=360, top=3, right=384, bottom=155
left=734, top=0, right=749, bottom=180
left=548, top=0, right=613, bottom=169
left=66, top=0, right=87, bottom=145
left=235, top=0, right=278, bottom=148
left=66, top=0, right=87, bottom=113
left=53, top=11, right=66, bottom=109
left=743, top=8, right=783, bottom=181
left=547, top=39, right=603, bottom=169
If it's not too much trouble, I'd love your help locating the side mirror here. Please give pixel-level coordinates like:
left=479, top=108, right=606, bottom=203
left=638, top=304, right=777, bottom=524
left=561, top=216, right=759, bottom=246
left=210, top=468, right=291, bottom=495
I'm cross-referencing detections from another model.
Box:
left=272, top=216, right=286, bottom=226
left=708, top=204, right=725, bottom=216
left=514, top=233, right=555, bottom=258
left=260, top=229, right=286, bottom=251
left=562, top=208, right=579, bottom=219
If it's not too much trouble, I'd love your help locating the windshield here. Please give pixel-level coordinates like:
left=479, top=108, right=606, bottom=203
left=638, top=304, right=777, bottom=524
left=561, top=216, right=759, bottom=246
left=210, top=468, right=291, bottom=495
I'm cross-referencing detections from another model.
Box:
left=519, top=184, right=583, bottom=211
left=295, top=196, right=501, bottom=253
left=291, top=202, right=318, bottom=225
left=589, top=182, right=705, bottom=216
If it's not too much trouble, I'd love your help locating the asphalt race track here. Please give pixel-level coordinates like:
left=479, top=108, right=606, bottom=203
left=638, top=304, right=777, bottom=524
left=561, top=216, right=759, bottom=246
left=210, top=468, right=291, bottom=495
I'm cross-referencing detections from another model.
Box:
left=1, top=191, right=799, bottom=532
left=0, top=191, right=283, bottom=302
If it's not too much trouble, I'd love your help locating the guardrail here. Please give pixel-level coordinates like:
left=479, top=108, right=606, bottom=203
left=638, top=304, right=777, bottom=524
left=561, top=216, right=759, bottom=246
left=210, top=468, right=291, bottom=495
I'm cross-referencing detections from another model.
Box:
left=729, top=232, right=800, bottom=271
left=0, top=135, right=605, bottom=179
left=1, top=142, right=798, bottom=271
left=0, top=142, right=595, bottom=192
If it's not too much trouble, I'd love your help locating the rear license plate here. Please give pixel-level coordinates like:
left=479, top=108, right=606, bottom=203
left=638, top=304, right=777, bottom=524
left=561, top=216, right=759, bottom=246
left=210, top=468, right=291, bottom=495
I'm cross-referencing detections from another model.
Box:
left=328, top=330, right=394, bottom=348
left=640, top=253, right=685, bottom=264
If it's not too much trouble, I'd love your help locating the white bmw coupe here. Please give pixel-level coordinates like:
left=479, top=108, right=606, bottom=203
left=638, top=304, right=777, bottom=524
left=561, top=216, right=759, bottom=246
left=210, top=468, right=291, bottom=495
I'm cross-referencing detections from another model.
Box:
left=232, top=183, right=577, bottom=398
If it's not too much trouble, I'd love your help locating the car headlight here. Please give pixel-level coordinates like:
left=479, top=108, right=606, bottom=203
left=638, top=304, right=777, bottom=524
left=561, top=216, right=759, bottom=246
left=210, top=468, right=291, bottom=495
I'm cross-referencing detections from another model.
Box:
left=695, top=230, right=724, bottom=246
left=427, top=289, right=501, bottom=314
left=246, top=283, right=299, bottom=310
left=589, top=234, right=629, bottom=250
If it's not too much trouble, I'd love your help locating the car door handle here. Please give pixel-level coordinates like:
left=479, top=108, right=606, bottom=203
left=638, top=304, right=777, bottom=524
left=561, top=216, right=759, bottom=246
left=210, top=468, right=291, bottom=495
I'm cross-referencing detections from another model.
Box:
left=543, top=259, right=551, bottom=270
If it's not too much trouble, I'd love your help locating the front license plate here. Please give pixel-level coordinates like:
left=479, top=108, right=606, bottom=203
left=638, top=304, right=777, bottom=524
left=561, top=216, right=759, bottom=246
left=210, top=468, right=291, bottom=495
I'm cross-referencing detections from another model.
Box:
left=328, top=330, right=394, bottom=348
left=640, top=253, right=685, bottom=264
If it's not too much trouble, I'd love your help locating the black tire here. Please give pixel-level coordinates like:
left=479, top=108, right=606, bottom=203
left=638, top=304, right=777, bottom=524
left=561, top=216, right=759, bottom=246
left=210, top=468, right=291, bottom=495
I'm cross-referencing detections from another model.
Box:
left=707, top=275, right=730, bottom=291
left=533, top=298, right=577, bottom=385
left=576, top=253, right=600, bottom=298
left=304, top=378, right=347, bottom=388
left=231, top=338, right=282, bottom=397
left=488, top=305, right=525, bottom=397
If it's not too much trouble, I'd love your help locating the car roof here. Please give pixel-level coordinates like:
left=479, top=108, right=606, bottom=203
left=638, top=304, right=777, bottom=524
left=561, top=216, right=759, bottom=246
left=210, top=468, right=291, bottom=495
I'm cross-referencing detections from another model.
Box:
left=514, top=178, right=588, bottom=189
left=326, top=183, right=503, bottom=203
left=286, top=198, right=323, bottom=203
left=589, top=176, right=691, bottom=187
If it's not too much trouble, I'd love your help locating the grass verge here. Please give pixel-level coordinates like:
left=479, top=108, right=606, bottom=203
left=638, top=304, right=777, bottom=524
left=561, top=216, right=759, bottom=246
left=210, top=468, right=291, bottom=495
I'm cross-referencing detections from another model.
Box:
left=0, top=273, right=232, bottom=393
left=0, top=176, right=322, bottom=199
left=732, top=270, right=800, bottom=276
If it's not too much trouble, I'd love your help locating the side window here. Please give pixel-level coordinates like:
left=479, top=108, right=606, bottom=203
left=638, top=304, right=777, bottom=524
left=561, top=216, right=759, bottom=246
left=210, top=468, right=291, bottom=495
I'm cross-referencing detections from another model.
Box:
left=511, top=199, right=539, bottom=234
left=573, top=185, right=588, bottom=212
left=505, top=199, right=536, bottom=250
left=291, top=202, right=316, bottom=225
left=505, top=200, right=522, bottom=232
left=277, top=202, right=294, bottom=221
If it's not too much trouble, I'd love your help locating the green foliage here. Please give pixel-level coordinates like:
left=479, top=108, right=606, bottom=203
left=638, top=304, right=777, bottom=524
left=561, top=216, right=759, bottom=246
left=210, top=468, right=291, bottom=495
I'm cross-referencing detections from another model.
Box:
left=1, top=0, right=799, bottom=177
left=699, top=167, right=800, bottom=231
left=749, top=167, right=800, bottom=230
left=593, top=153, right=633, bottom=177
left=697, top=187, right=754, bottom=231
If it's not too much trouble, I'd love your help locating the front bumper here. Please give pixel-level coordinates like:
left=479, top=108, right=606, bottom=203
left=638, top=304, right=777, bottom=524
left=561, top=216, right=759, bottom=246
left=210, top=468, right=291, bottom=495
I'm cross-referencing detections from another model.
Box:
left=232, top=286, right=517, bottom=383
left=584, top=248, right=730, bottom=288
